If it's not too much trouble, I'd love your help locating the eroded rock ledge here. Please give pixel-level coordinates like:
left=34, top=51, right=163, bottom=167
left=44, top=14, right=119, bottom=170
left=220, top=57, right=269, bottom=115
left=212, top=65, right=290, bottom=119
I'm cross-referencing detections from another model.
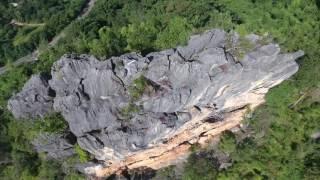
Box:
left=8, top=29, right=304, bottom=177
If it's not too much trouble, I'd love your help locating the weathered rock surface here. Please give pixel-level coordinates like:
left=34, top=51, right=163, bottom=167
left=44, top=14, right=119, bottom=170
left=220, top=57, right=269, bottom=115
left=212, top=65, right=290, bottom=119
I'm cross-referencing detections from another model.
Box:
left=8, top=74, right=54, bottom=119
left=8, top=29, right=304, bottom=176
left=32, top=133, right=76, bottom=159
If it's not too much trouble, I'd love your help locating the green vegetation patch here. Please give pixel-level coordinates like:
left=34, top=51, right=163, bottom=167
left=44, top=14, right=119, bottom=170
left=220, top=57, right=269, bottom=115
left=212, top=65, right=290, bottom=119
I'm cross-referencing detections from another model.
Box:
left=75, top=144, right=91, bottom=163
left=154, top=165, right=177, bottom=180
left=119, top=103, right=140, bottom=120
left=129, top=75, right=149, bottom=100
left=0, top=0, right=86, bottom=66
left=183, top=151, right=219, bottom=180
left=218, top=131, right=237, bottom=154
left=155, top=17, right=192, bottom=49
left=0, top=0, right=320, bottom=179
left=225, top=33, right=255, bottom=61
left=8, top=113, right=68, bottom=141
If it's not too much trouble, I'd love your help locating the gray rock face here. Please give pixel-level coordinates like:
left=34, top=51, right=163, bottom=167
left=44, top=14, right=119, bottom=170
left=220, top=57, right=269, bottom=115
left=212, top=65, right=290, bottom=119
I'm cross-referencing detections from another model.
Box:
left=8, top=74, right=54, bottom=119
left=8, top=29, right=304, bottom=161
left=32, top=133, right=76, bottom=159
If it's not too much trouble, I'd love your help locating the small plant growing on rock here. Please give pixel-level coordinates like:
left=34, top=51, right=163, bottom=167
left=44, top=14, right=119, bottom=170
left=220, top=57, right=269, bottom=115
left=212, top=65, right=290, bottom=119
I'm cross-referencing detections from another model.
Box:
left=225, top=33, right=255, bottom=61
left=119, top=103, right=140, bottom=119
left=129, top=75, right=149, bottom=100
left=257, top=34, right=273, bottom=46
left=75, top=144, right=90, bottom=163
left=119, top=76, right=150, bottom=120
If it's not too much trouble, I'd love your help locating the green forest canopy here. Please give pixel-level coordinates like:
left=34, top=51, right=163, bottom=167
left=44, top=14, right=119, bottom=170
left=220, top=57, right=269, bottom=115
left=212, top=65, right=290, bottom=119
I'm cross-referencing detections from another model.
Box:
left=0, top=0, right=319, bottom=179
left=0, top=0, right=86, bottom=66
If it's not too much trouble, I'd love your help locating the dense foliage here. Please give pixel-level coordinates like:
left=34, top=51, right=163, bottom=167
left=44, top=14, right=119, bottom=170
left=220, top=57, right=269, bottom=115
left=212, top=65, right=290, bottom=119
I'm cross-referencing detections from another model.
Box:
left=0, top=0, right=319, bottom=179
left=0, top=0, right=86, bottom=66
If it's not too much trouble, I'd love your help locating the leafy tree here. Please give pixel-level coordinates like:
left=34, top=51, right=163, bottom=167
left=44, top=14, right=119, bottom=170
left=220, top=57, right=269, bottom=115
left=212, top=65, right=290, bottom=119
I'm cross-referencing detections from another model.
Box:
left=37, top=160, right=64, bottom=180
left=183, top=152, right=219, bottom=180
left=304, top=146, right=320, bottom=179
left=0, top=0, right=86, bottom=65
left=156, top=17, right=192, bottom=49
left=89, top=27, right=125, bottom=57
left=121, top=20, right=159, bottom=52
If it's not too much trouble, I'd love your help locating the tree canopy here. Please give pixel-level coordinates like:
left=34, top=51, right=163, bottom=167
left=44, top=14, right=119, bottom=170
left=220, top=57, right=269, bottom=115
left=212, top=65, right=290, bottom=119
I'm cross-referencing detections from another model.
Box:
left=0, top=0, right=319, bottom=179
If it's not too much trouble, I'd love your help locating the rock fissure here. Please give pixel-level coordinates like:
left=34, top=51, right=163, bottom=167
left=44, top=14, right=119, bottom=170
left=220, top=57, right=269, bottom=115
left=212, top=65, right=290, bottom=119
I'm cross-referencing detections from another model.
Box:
left=110, top=59, right=126, bottom=89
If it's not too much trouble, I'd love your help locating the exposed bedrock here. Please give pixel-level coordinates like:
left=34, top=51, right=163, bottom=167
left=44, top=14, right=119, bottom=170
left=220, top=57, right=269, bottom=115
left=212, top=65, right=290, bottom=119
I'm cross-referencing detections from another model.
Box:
left=7, top=74, right=55, bottom=119
left=32, top=132, right=76, bottom=159
left=8, top=29, right=304, bottom=174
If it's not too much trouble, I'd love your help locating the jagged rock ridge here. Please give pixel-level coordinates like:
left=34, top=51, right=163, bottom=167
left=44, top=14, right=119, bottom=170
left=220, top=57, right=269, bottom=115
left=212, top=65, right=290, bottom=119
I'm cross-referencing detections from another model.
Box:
left=8, top=29, right=303, bottom=174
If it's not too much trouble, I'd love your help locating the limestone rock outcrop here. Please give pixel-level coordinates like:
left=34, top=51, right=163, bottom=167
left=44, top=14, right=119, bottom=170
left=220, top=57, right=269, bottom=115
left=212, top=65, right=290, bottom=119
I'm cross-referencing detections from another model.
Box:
left=8, top=29, right=304, bottom=176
